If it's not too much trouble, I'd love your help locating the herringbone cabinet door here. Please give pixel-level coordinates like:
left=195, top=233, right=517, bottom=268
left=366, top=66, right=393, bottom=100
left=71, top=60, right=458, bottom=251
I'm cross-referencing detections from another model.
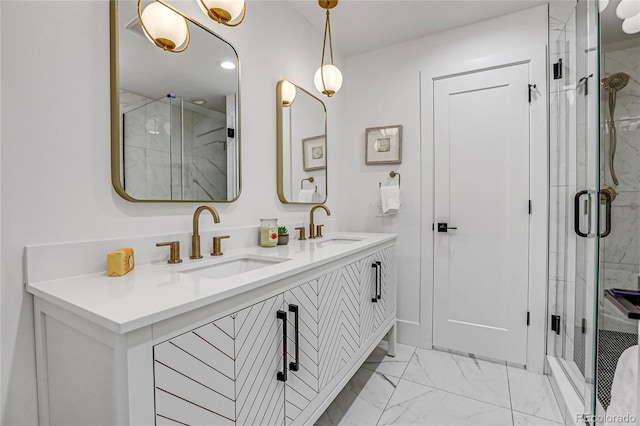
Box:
left=153, top=294, right=286, bottom=426
left=154, top=315, right=236, bottom=425
left=284, top=280, right=320, bottom=425
left=318, top=262, right=361, bottom=390
left=235, top=294, right=286, bottom=426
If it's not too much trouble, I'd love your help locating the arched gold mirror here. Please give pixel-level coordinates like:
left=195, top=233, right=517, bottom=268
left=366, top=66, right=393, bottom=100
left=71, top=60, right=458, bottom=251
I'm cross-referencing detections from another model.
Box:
left=110, top=0, right=241, bottom=202
left=276, top=80, right=327, bottom=204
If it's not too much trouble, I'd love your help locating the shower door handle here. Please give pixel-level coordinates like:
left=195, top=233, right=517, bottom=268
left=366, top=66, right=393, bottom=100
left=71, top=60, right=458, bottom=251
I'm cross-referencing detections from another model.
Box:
left=574, top=190, right=589, bottom=238
left=599, top=189, right=612, bottom=238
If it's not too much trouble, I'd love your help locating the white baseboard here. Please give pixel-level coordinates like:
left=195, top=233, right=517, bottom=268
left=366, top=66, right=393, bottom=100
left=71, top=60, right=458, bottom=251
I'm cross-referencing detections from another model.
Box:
left=396, top=319, right=421, bottom=347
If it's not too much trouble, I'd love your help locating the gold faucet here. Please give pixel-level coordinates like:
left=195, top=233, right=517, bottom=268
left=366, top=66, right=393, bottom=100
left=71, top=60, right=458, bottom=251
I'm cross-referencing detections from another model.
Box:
left=309, top=204, right=331, bottom=239
left=190, top=205, right=220, bottom=259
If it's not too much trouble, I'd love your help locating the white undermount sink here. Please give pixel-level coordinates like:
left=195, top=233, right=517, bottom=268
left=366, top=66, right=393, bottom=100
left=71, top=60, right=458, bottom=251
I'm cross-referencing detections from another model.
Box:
left=311, top=236, right=363, bottom=245
left=179, top=255, right=290, bottom=280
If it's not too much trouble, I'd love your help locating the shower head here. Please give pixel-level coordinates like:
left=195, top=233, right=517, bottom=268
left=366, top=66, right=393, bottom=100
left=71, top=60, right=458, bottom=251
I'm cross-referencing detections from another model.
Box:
left=601, top=72, right=630, bottom=92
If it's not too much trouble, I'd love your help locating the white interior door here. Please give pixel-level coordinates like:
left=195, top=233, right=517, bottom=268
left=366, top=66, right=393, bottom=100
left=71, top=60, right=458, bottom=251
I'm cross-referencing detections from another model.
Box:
left=433, top=63, right=531, bottom=365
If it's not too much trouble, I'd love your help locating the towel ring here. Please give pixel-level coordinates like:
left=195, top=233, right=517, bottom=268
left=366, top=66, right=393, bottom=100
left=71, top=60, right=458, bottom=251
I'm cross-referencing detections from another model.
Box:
left=301, top=177, right=317, bottom=192
left=379, top=171, right=401, bottom=188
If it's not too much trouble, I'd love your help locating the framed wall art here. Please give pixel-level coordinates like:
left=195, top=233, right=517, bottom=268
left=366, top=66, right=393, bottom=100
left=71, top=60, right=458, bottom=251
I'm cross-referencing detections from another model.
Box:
left=365, top=125, right=402, bottom=164
left=302, top=135, right=326, bottom=171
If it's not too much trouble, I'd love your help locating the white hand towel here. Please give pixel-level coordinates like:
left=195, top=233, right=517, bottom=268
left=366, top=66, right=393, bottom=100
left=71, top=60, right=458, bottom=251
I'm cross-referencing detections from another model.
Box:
left=298, top=189, right=315, bottom=203
left=380, top=185, right=400, bottom=214
left=605, top=345, right=638, bottom=425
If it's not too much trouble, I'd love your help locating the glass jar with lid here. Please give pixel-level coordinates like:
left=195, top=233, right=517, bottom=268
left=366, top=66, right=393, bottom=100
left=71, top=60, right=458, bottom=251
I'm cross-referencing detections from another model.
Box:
left=260, top=219, right=278, bottom=247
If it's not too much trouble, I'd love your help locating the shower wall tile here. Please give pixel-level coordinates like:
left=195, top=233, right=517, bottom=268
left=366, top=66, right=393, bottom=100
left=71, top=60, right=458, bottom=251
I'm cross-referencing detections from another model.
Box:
left=123, top=110, right=145, bottom=147
left=146, top=149, right=171, bottom=199
left=145, top=101, right=171, bottom=153
left=550, top=89, right=577, bottom=187
left=604, top=46, right=640, bottom=120
left=123, top=146, right=146, bottom=199
left=549, top=186, right=577, bottom=283
left=602, top=191, right=640, bottom=265
left=602, top=119, right=640, bottom=191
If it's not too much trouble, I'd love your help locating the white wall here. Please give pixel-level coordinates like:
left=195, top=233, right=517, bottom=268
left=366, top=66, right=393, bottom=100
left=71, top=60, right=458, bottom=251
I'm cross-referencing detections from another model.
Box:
left=0, top=1, right=344, bottom=423
left=338, top=5, right=549, bottom=346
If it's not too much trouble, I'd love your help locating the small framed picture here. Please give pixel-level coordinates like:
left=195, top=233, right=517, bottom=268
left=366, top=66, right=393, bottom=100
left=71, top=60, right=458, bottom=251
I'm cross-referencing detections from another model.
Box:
left=302, top=135, right=326, bottom=171
left=365, top=125, right=402, bottom=165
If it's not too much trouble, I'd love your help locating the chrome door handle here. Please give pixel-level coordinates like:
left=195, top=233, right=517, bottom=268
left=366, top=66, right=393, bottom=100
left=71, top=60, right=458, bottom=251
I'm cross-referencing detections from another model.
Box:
left=437, top=223, right=458, bottom=232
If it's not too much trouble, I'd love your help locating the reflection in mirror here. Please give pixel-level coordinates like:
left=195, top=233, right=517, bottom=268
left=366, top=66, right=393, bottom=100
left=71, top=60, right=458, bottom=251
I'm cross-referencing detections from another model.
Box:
left=111, top=0, right=241, bottom=202
left=277, top=80, right=327, bottom=204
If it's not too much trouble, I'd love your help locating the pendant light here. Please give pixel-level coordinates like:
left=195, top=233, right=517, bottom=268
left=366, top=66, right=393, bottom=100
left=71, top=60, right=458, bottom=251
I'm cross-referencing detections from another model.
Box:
left=314, top=0, right=342, bottom=97
left=138, top=0, right=190, bottom=53
left=599, top=0, right=610, bottom=13
left=622, top=13, right=640, bottom=34
left=280, top=80, right=297, bottom=107
left=197, top=0, right=246, bottom=27
left=617, top=0, right=640, bottom=19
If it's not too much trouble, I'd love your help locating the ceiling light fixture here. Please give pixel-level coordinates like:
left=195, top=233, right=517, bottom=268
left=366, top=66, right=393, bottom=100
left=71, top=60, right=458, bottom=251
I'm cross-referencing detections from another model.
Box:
left=314, top=0, right=342, bottom=97
left=219, top=60, right=237, bottom=70
left=622, top=13, right=640, bottom=34
left=599, top=0, right=610, bottom=13
left=616, top=0, right=640, bottom=19
left=138, top=0, right=190, bottom=53
left=197, top=0, right=246, bottom=27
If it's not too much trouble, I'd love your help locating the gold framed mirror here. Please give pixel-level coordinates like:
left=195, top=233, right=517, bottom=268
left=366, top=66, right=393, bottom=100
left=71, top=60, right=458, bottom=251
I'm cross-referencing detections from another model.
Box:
left=110, top=0, right=241, bottom=202
left=276, top=80, right=327, bottom=204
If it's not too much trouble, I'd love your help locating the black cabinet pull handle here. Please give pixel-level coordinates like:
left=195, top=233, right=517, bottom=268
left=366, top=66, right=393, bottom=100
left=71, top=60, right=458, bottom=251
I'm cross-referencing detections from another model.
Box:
left=371, top=263, right=379, bottom=302
left=376, top=261, right=382, bottom=300
left=288, top=304, right=299, bottom=371
left=574, top=190, right=589, bottom=237
left=276, top=310, right=287, bottom=382
left=599, top=189, right=612, bottom=238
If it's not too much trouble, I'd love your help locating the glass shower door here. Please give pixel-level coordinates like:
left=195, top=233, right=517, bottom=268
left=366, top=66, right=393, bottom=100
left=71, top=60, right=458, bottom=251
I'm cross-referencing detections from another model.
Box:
left=549, top=0, right=601, bottom=420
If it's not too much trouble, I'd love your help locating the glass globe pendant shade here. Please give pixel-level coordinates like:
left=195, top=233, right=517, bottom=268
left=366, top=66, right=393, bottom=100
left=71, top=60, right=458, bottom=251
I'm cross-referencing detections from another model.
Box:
left=198, top=0, right=245, bottom=25
left=599, top=0, right=610, bottom=13
left=622, top=13, right=640, bottom=34
left=617, top=0, right=640, bottom=19
left=140, top=1, right=189, bottom=52
left=314, top=64, right=343, bottom=97
left=281, top=81, right=297, bottom=107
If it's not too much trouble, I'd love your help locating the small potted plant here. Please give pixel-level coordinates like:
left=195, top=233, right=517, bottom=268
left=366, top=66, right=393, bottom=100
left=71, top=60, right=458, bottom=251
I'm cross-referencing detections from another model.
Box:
left=278, top=226, right=289, bottom=245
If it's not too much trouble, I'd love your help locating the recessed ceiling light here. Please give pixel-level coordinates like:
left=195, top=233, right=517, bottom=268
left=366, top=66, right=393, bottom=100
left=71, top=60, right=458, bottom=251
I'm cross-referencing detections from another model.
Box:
left=219, top=60, right=236, bottom=70
left=189, top=97, right=207, bottom=105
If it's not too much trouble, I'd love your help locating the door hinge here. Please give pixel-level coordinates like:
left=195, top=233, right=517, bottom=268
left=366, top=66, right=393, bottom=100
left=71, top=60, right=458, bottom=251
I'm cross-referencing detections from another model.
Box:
left=526, top=312, right=530, bottom=326
left=528, top=200, right=532, bottom=214
left=553, top=58, right=563, bottom=80
left=579, top=74, right=593, bottom=96
left=551, top=315, right=561, bottom=335
left=581, top=318, right=587, bottom=334
left=528, top=84, right=537, bottom=103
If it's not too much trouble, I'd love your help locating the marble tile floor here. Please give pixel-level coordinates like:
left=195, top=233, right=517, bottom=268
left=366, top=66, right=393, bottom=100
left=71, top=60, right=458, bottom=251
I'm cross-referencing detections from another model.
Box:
left=316, top=342, right=564, bottom=426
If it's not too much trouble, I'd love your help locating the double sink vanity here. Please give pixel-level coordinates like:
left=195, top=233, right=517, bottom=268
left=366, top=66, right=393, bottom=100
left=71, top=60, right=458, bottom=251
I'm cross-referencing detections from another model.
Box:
left=24, top=2, right=397, bottom=425
left=26, top=209, right=397, bottom=425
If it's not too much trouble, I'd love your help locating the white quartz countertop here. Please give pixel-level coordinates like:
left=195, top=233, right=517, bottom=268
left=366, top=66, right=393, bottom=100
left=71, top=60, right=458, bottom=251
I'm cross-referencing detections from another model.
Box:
left=26, top=233, right=396, bottom=334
